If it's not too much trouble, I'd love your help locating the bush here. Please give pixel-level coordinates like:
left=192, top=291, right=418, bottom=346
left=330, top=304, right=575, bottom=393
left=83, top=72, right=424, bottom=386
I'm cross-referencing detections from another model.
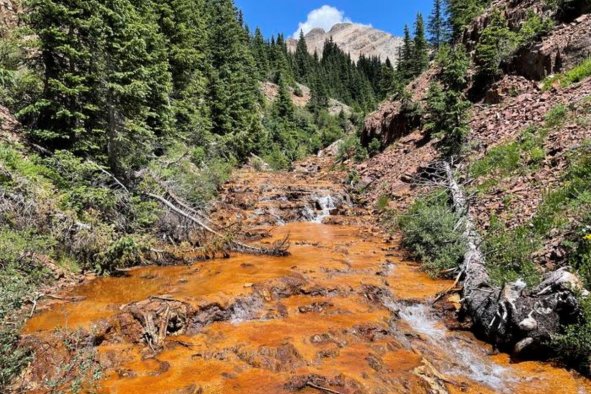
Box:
left=483, top=218, right=541, bottom=286
left=553, top=294, right=591, bottom=371
left=398, top=191, right=467, bottom=277
left=336, top=134, right=368, bottom=163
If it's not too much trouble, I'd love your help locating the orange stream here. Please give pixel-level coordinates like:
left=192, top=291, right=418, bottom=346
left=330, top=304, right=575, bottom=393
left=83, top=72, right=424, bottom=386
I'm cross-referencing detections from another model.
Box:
left=23, top=223, right=591, bottom=394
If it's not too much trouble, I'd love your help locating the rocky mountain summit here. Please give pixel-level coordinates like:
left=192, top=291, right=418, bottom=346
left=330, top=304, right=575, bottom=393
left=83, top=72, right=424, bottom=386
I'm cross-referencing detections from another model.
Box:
left=287, top=23, right=403, bottom=63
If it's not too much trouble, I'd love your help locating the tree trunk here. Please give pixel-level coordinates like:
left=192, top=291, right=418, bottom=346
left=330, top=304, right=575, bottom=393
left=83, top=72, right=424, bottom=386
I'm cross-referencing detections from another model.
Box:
left=443, top=162, right=585, bottom=357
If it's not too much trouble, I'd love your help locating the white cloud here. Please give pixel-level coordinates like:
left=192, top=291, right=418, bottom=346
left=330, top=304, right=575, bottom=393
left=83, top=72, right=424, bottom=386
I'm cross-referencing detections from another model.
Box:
left=292, top=5, right=352, bottom=39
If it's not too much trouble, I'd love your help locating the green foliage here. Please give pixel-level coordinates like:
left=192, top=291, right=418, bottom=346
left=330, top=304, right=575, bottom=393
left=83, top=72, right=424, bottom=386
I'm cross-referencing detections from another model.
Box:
left=474, top=10, right=553, bottom=85
left=367, top=138, right=382, bottom=157
left=474, top=11, right=517, bottom=81
left=428, top=0, right=450, bottom=48
left=425, top=46, right=471, bottom=157
left=470, top=126, right=548, bottom=178
left=545, top=103, right=568, bottom=127
left=564, top=221, right=591, bottom=288
left=337, top=133, right=368, bottom=164
left=412, top=13, right=430, bottom=76
left=0, top=229, right=54, bottom=390
left=553, top=294, right=591, bottom=370
left=398, top=191, right=467, bottom=277
left=375, top=194, right=390, bottom=212
left=483, top=218, right=541, bottom=286
left=543, top=58, right=591, bottom=90
left=0, top=327, right=31, bottom=389
left=516, top=12, right=555, bottom=46
left=446, top=0, right=490, bottom=38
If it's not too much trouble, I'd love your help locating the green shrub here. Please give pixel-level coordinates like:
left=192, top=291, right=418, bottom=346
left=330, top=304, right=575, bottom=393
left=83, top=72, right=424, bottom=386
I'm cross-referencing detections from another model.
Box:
left=516, top=12, right=555, bottom=46
left=0, top=328, right=31, bottom=390
left=474, top=11, right=517, bottom=80
left=367, top=138, right=382, bottom=157
left=336, top=134, right=368, bottom=163
left=483, top=218, right=541, bottom=286
left=471, top=142, right=521, bottom=177
left=545, top=104, right=568, bottom=127
left=398, top=191, right=467, bottom=277
left=375, top=194, right=390, bottom=212
left=470, top=125, right=548, bottom=179
left=553, top=294, right=591, bottom=371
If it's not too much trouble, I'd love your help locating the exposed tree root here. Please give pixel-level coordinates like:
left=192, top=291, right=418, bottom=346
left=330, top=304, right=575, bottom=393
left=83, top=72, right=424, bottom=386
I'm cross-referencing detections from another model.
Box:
left=442, top=161, right=586, bottom=357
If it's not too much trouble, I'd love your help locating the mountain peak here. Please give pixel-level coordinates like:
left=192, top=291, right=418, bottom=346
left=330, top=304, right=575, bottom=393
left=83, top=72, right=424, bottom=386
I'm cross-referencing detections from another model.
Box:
left=288, top=23, right=402, bottom=63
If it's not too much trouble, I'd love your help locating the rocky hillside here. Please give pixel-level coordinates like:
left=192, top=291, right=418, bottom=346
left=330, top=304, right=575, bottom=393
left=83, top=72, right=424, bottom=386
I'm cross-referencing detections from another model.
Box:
left=352, top=0, right=591, bottom=371
left=286, top=23, right=403, bottom=63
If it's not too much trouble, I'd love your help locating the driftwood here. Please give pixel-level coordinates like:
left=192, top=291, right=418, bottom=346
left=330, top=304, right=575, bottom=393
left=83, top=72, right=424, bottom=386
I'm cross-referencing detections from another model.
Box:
left=88, top=164, right=289, bottom=258
left=147, top=193, right=289, bottom=257
left=443, top=162, right=586, bottom=357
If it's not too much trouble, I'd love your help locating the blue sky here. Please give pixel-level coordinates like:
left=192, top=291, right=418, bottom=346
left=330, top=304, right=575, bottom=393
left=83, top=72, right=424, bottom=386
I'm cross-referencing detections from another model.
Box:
left=235, top=0, right=434, bottom=39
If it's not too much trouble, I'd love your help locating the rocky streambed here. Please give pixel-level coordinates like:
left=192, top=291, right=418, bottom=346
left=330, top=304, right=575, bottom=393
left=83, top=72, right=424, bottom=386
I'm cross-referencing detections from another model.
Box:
left=14, top=158, right=591, bottom=393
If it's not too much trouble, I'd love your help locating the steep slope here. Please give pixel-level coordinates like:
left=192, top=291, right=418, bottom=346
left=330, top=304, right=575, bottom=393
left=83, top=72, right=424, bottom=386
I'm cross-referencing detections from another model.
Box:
left=286, top=23, right=403, bottom=63
left=352, top=0, right=591, bottom=371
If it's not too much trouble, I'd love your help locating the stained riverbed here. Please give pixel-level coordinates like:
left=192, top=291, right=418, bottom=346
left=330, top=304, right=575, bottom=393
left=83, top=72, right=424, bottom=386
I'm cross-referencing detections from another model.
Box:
left=22, top=222, right=591, bottom=393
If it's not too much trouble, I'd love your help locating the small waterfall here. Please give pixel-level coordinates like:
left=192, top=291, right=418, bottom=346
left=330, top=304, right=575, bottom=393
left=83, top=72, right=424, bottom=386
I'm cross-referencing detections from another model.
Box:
left=311, top=195, right=336, bottom=223
left=384, top=300, right=513, bottom=391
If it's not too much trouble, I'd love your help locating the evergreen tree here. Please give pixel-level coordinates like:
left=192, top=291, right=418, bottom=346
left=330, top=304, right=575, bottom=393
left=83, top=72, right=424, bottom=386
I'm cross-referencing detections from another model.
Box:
left=26, top=0, right=173, bottom=174
left=399, top=24, right=414, bottom=81
left=474, top=10, right=516, bottom=82
left=379, top=58, right=396, bottom=98
left=428, top=0, right=449, bottom=48
left=153, top=0, right=210, bottom=144
left=412, top=13, right=429, bottom=76
left=205, top=0, right=262, bottom=159
left=425, top=45, right=471, bottom=157
left=251, top=27, right=270, bottom=79
left=446, top=0, right=488, bottom=38
left=273, top=72, right=294, bottom=120
left=294, top=30, right=312, bottom=83
left=24, top=0, right=101, bottom=147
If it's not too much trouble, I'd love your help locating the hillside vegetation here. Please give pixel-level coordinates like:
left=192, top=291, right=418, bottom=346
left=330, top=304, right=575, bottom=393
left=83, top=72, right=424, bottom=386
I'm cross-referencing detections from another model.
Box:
left=357, top=0, right=591, bottom=372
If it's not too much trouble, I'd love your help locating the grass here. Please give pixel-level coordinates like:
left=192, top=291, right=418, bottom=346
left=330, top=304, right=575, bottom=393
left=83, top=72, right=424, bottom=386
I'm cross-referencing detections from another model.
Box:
left=470, top=103, right=569, bottom=181
left=543, top=57, right=591, bottom=91
left=470, top=125, right=549, bottom=179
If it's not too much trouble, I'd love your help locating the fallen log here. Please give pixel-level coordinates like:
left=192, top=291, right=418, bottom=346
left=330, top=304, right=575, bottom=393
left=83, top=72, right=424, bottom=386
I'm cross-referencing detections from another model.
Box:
left=147, top=193, right=289, bottom=257
left=443, top=162, right=585, bottom=357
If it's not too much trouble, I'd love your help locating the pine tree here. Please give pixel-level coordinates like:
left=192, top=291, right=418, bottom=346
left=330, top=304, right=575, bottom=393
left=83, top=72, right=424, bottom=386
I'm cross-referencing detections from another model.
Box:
left=205, top=0, right=262, bottom=159
left=153, top=0, right=210, bottom=143
left=379, top=58, right=396, bottom=98
left=251, top=27, right=270, bottom=79
left=412, top=13, right=429, bottom=76
left=425, top=45, right=471, bottom=157
left=474, top=10, right=516, bottom=81
left=273, top=72, right=294, bottom=120
left=26, top=0, right=173, bottom=173
left=399, top=24, right=414, bottom=81
left=294, top=30, right=312, bottom=83
left=428, top=0, right=449, bottom=49
left=24, top=0, right=101, bottom=147
left=95, top=0, right=173, bottom=173
left=446, top=0, right=488, bottom=38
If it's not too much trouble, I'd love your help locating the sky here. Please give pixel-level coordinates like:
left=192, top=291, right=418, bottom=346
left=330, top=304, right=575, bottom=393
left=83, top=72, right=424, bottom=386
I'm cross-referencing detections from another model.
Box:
left=234, top=0, right=434, bottom=39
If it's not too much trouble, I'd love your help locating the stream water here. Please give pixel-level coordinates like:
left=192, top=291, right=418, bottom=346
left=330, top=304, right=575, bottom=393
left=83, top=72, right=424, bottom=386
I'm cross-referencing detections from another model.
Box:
left=18, top=165, right=591, bottom=393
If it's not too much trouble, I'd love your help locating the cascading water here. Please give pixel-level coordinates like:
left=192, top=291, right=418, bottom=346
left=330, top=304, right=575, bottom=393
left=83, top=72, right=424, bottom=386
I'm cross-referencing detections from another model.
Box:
left=384, top=300, right=514, bottom=391
left=308, top=194, right=336, bottom=223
